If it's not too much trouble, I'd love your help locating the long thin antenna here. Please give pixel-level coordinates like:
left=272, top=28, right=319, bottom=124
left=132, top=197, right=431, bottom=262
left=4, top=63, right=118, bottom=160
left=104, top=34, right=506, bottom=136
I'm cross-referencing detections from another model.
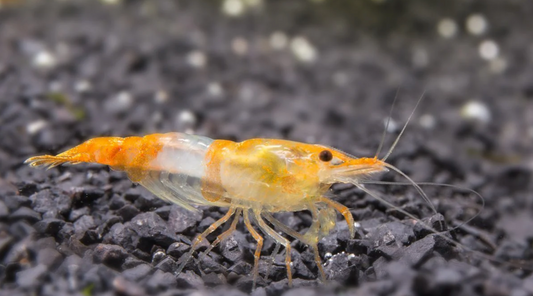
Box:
left=382, top=90, right=426, bottom=162
left=374, top=88, right=400, bottom=159
left=383, top=162, right=438, bottom=214
left=360, top=180, right=485, bottom=233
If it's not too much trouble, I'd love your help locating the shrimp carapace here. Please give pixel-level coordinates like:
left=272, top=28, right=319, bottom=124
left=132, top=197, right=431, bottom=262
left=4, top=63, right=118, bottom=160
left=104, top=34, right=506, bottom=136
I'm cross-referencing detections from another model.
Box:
left=25, top=132, right=413, bottom=287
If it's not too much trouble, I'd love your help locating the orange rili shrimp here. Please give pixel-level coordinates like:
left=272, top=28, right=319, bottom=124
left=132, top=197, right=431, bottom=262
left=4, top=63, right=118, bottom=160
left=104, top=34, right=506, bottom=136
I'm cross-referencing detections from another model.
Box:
left=25, top=106, right=444, bottom=287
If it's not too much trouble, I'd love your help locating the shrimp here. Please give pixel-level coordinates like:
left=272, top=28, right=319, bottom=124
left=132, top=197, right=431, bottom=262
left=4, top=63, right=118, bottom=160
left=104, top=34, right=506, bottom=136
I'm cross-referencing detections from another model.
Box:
left=24, top=99, right=464, bottom=288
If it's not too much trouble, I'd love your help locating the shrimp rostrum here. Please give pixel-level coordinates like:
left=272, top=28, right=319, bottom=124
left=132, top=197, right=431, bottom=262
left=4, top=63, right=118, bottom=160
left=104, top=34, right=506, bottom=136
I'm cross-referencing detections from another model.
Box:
left=25, top=127, right=437, bottom=286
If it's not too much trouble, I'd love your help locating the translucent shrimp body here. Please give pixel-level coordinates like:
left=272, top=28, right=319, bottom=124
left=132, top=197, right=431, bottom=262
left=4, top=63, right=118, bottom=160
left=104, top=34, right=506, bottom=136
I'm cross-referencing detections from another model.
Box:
left=25, top=132, right=388, bottom=286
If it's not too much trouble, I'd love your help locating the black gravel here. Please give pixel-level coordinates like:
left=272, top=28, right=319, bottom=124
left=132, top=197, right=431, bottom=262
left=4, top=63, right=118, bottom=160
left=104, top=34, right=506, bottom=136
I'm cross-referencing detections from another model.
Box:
left=1, top=0, right=533, bottom=295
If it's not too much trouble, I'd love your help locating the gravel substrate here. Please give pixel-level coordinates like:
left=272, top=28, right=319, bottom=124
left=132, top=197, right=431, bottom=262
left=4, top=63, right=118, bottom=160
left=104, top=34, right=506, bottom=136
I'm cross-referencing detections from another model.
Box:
left=1, top=0, right=533, bottom=295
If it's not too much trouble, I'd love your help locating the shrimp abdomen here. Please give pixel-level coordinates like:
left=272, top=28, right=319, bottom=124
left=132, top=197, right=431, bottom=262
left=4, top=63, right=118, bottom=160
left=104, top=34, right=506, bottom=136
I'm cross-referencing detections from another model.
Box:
left=25, top=133, right=214, bottom=181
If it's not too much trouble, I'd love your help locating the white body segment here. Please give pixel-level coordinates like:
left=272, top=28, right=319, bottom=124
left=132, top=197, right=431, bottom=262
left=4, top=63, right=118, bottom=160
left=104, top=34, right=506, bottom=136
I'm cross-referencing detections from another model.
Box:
left=136, top=133, right=216, bottom=212
left=150, top=133, right=213, bottom=178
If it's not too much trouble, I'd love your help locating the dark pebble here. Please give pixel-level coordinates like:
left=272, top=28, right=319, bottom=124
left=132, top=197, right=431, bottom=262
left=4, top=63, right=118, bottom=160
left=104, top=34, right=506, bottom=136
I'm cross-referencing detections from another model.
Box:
left=198, top=216, right=216, bottom=232
left=494, top=240, right=529, bottom=261
left=323, top=253, right=358, bottom=284
left=113, top=276, right=146, bottom=296
left=167, top=242, right=190, bottom=259
left=154, top=205, right=172, bottom=220
left=122, top=263, right=154, bottom=282
left=0, top=200, right=9, bottom=218
left=199, top=253, right=226, bottom=275
left=37, top=248, right=63, bottom=268
left=33, top=218, right=65, bottom=236
left=10, top=207, right=41, bottom=223
left=0, top=236, right=14, bottom=258
left=117, top=204, right=140, bottom=222
left=3, top=194, right=31, bottom=212
left=80, top=265, right=118, bottom=293
left=58, top=254, right=82, bottom=274
left=16, top=264, right=48, bottom=289
left=202, top=272, right=226, bottom=286
left=130, top=189, right=167, bottom=211
left=318, top=234, right=339, bottom=255
left=93, top=244, right=129, bottom=268
left=130, top=212, right=178, bottom=248
left=366, top=221, right=414, bottom=247
left=291, top=251, right=315, bottom=280
left=146, top=270, right=178, bottom=291
left=104, top=223, right=137, bottom=248
left=73, top=187, right=105, bottom=205
left=155, top=256, right=178, bottom=273
left=109, top=194, right=127, bottom=210
left=121, top=256, right=146, bottom=270
left=220, top=231, right=246, bottom=262
left=33, top=237, right=56, bottom=250
left=413, top=214, right=447, bottom=238
left=167, top=205, right=202, bottom=234
left=176, top=270, right=204, bottom=289
left=9, top=221, right=36, bottom=242
left=69, top=207, right=90, bottom=221
left=30, top=189, right=71, bottom=217
left=74, top=215, right=96, bottom=235
left=265, top=279, right=289, bottom=296
left=281, top=287, right=318, bottom=296
left=16, top=181, right=39, bottom=196
left=57, top=223, right=75, bottom=242
left=392, top=235, right=436, bottom=267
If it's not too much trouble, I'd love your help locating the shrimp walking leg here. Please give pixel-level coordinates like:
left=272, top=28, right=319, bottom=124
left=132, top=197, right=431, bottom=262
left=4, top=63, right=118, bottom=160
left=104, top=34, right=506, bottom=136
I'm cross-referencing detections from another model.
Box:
left=253, top=210, right=293, bottom=286
left=318, top=196, right=355, bottom=239
left=263, top=212, right=326, bottom=282
left=202, top=208, right=243, bottom=257
left=243, top=210, right=264, bottom=289
left=175, top=207, right=237, bottom=275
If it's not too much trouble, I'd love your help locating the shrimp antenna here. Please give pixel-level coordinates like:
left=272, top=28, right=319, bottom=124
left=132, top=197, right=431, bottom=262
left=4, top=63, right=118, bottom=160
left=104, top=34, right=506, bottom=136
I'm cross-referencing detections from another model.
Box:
left=374, top=88, right=400, bottom=159
left=361, top=180, right=485, bottom=233
left=381, top=90, right=426, bottom=162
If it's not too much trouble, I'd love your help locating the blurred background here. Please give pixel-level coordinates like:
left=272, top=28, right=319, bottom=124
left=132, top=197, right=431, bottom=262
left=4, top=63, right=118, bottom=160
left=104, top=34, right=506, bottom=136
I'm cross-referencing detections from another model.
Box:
left=1, top=0, right=532, bottom=295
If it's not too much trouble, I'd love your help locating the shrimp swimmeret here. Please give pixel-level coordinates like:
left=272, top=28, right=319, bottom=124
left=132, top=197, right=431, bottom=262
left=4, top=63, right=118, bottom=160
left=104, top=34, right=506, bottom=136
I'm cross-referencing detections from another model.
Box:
left=25, top=106, right=470, bottom=287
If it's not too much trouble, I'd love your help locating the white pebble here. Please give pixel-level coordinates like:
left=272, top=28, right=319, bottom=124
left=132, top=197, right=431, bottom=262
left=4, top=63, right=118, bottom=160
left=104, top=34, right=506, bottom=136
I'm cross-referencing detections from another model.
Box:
left=324, top=252, right=333, bottom=260
left=461, top=100, right=491, bottom=123
left=270, top=31, right=288, bottom=50
left=479, top=40, right=499, bottom=60
left=154, top=90, right=168, bottom=104
left=100, top=0, right=121, bottom=5
left=178, top=110, right=197, bottom=126
left=231, top=37, right=248, bottom=55
left=419, top=114, right=436, bottom=130
left=353, top=222, right=361, bottom=228
left=75, top=80, right=92, bottom=93
left=26, top=120, right=47, bottom=134
left=106, top=91, right=132, bottom=113
left=33, top=50, right=57, bottom=69
left=384, top=117, right=398, bottom=133
left=207, top=82, right=223, bottom=97
left=290, top=36, right=317, bottom=63
left=437, top=18, right=458, bottom=39
left=186, top=50, right=207, bottom=68
left=222, top=0, right=244, bottom=16
left=466, top=14, right=488, bottom=36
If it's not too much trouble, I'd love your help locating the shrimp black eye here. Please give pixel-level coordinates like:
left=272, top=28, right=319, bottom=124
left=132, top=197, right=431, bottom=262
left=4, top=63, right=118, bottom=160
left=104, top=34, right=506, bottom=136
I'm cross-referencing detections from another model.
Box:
left=319, top=150, right=333, bottom=162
